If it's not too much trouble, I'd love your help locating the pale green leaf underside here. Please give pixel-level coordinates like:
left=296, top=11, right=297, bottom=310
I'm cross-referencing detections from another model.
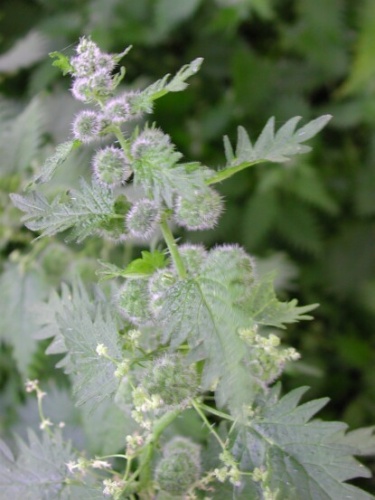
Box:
left=233, top=387, right=373, bottom=500
left=156, top=247, right=315, bottom=412
left=0, top=263, right=49, bottom=375
left=35, top=282, right=122, bottom=411
left=157, top=248, right=258, bottom=411
left=0, top=96, right=45, bottom=174
left=11, top=179, right=116, bottom=242
left=28, top=140, right=80, bottom=188
left=0, top=430, right=74, bottom=499
left=246, top=275, right=318, bottom=328
left=225, top=115, right=332, bottom=165
left=134, top=159, right=207, bottom=207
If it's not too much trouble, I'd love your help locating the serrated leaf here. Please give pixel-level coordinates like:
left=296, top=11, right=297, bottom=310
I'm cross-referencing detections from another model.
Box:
left=0, top=429, right=75, bottom=499
left=27, top=140, right=80, bottom=189
left=231, top=115, right=332, bottom=165
left=0, top=30, right=47, bottom=73
left=35, top=281, right=122, bottom=411
left=233, top=387, right=373, bottom=499
left=134, top=158, right=207, bottom=207
left=122, top=250, right=168, bottom=278
left=0, top=263, right=49, bottom=375
left=0, top=97, right=45, bottom=174
left=11, top=179, right=117, bottom=243
left=97, top=251, right=168, bottom=281
left=141, top=57, right=203, bottom=101
left=155, top=246, right=310, bottom=413
left=246, top=275, right=318, bottom=328
left=333, top=426, right=375, bottom=457
left=49, top=51, right=73, bottom=75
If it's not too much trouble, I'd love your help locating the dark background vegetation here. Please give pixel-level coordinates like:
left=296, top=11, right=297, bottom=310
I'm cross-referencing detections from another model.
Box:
left=0, top=0, right=374, bottom=490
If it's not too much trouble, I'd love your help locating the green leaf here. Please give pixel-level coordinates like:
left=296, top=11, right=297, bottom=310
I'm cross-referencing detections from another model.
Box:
left=11, top=179, right=117, bottom=243
left=233, top=386, right=373, bottom=499
left=35, top=281, right=122, bottom=411
left=49, top=51, right=73, bottom=75
left=208, top=115, right=332, bottom=185
left=97, top=251, right=168, bottom=281
left=0, top=262, right=49, bottom=375
left=246, top=275, right=318, bottom=328
left=154, top=247, right=262, bottom=412
left=122, top=250, right=168, bottom=278
left=333, top=426, right=375, bottom=457
left=141, top=57, right=204, bottom=101
left=235, top=115, right=332, bottom=164
left=27, top=140, right=81, bottom=189
left=134, top=158, right=207, bottom=207
left=0, top=97, right=45, bottom=174
left=0, top=429, right=76, bottom=499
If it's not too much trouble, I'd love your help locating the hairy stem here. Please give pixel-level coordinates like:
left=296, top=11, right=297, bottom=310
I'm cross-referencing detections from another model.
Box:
left=206, top=160, right=263, bottom=185
left=192, top=400, right=226, bottom=450
left=137, top=409, right=181, bottom=491
left=160, top=217, right=187, bottom=279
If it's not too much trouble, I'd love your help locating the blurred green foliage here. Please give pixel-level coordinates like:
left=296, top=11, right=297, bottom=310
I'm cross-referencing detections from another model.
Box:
left=0, top=0, right=375, bottom=485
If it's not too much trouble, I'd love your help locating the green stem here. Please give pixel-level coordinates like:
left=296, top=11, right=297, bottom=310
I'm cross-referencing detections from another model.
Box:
left=160, top=217, right=187, bottom=279
left=137, top=409, right=181, bottom=491
left=192, top=400, right=226, bottom=450
left=198, top=402, right=235, bottom=422
left=206, top=160, right=263, bottom=185
left=113, top=126, right=132, bottom=157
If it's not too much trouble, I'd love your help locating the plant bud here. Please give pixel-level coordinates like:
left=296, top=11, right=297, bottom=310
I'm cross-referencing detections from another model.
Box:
left=163, top=437, right=201, bottom=461
left=92, top=146, right=132, bottom=188
left=178, top=243, right=207, bottom=275
left=155, top=450, right=201, bottom=496
left=72, top=110, right=100, bottom=142
left=142, top=354, right=199, bottom=409
left=131, top=128, right=172, bottom=160
left=125, top=199, right=161, bottom=239
left=105, top=96, right=131, bottom=124
left=174, top=187, right=223, bottom=230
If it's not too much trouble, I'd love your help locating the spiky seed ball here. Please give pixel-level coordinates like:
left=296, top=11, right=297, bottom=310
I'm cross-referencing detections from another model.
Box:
left=178, top=244, right=207, bottom=276
left=142, top=354, right=199, bottom=409
left=71, top=77, right=92, bottom=102
left=163, top=437, right=201, bottom=462
left=117, top=279, right=151, bottom=325
left=155, top=451, right=201, bottom=496
left=130, top=128, right=173, bottom=161
left=174, top=187, right=223, bottom=231
left=89, top=68, right=113, bottom=98
left=105, top=96, right=131, bottom=124
left=92, top=146, right=132, bottom=188
left=72, top=110, right=100, bottom=142
left=125, top=199, right=160, bottom=239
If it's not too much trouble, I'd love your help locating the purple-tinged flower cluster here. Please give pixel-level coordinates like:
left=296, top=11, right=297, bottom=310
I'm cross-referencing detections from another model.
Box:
left=70, top=37, right=116, bottom=103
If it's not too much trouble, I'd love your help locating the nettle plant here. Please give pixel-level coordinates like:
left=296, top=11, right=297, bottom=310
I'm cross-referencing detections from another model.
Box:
left=3, top=38, right=374, bottom=499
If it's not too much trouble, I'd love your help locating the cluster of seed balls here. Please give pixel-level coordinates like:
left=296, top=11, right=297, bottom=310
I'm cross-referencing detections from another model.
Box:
left=70, top=37, right=223, bottom=240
